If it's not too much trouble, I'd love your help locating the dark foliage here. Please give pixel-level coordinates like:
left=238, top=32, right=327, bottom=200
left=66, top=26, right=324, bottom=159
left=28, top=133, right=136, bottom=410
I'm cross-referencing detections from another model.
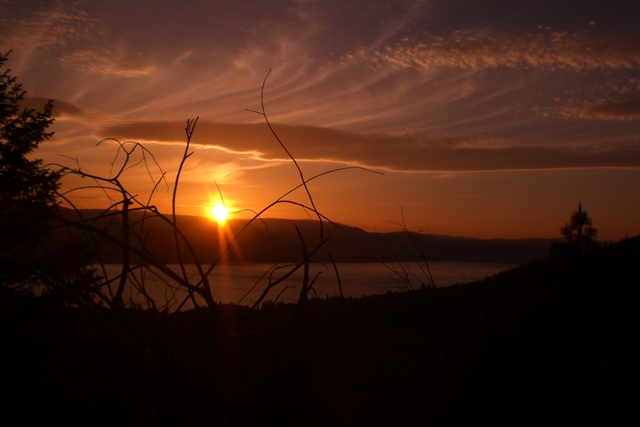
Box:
left=551, top=202, right=599, bottom=255
left=0, top=51, right=58, bottom=286
left=0, top=51, right=99, bottom=301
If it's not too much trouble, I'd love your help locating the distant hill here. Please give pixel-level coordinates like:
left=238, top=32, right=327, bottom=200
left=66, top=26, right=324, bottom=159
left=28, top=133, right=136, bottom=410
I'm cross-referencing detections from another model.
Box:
left=56, top=208, right=551, bottom=264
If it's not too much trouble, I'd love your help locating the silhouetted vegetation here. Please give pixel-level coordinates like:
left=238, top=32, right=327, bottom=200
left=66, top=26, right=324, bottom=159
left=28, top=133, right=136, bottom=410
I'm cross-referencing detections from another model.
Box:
left=380, top=208, right=437, bottom=291
left=1, top=51, right=58, bottom=285
left=3, top=235, right=638, bottom=425
left=0, top=51, right=100, bottom=302
left=550, top=202, right=599, bottom=255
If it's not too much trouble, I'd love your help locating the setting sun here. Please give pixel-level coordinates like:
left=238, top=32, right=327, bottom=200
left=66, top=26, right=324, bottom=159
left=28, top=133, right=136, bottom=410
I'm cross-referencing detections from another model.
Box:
left=210, top=202, right=230, bottom=224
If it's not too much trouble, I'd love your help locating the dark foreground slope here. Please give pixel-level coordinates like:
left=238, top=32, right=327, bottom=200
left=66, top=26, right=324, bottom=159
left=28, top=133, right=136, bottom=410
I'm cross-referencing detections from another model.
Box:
left=2, top=237, right=638, bottom=425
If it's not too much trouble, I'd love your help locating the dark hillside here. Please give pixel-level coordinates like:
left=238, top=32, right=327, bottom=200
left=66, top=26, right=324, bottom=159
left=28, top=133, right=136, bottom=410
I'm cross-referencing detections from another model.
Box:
left=2, top=236, right=638, bottom=425
left=55, top=208, right=550, bottom=264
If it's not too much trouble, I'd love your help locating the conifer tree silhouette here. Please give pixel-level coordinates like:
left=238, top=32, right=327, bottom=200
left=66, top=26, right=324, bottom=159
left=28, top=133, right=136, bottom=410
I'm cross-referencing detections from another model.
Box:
left=0, top=51, right=61, bottom=288
left=551, top=202, right=598, bottom=254
left=1, top=51, right=98, bottom=301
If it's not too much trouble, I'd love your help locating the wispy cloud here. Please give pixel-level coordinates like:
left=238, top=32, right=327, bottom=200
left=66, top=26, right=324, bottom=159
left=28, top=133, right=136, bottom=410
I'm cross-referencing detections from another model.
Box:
left=58, top=49, right=156, bottom=76
left=0, top=0, right=155, bottom=77
left=23, top=97, right=84, bottom=118
left=564, top=99, right=640, bottom=121
left=0, top=0, right=99, bottom=66
left=379, top=30, right=640, bottom=71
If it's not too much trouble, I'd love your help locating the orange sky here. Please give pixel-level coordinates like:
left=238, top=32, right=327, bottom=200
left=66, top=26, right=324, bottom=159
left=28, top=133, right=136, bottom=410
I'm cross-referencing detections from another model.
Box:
left=2, top=0, right=640, bottom=240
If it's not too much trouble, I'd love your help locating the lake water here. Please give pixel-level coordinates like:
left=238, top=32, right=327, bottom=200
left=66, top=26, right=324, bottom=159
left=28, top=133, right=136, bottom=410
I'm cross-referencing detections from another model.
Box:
left=100, top=261, right=511, bottom=309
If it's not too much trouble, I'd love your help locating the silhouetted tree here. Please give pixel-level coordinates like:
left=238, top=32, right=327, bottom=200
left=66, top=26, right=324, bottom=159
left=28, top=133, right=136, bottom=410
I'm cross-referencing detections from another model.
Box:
left=0, top=51, right=57, bottom=286
left=551, top=202, right=598, bottom=254
left=0, top=51, right=98, bottom=300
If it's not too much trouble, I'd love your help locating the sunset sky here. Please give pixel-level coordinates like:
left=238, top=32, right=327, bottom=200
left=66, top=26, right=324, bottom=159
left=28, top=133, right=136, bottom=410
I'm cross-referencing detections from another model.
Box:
left=2, top=0, right=639, bottom=239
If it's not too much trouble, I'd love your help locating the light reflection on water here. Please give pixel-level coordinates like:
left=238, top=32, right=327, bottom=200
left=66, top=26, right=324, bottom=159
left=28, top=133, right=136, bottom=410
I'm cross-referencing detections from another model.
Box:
left=100, top=262, right=511, bottom=310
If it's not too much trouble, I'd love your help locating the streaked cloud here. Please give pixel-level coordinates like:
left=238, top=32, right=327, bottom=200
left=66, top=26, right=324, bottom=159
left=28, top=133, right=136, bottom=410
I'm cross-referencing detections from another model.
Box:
left=566, top=99, right=640, bottom=121
left=0, top=0, right=154, bottom=77
left=102, top=121, right=640, bottom=172
left=0, top=0, right=99, bottom=65
left=379, top=31, right=640, bottom=71
left=58, top=49, right=156, bottom=76
left=23, top=97, right=84, bottom=118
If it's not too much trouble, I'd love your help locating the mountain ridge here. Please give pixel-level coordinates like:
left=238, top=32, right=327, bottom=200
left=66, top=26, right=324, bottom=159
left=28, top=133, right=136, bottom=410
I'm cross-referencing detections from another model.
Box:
left=57, top=208, right=552, bottom=264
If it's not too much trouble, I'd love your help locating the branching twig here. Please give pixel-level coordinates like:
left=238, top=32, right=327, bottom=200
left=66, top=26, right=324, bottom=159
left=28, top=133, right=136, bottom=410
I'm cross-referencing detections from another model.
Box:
left=248, top=70, right=323, bottom=238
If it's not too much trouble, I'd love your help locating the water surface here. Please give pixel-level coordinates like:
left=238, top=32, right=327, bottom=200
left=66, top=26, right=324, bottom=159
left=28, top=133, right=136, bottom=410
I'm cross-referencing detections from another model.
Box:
left=101, top=261, right=511, bottom=309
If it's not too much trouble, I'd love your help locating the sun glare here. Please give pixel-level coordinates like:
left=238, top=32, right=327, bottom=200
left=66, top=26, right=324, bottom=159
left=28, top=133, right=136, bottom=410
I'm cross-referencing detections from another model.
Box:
left=210, top=202, right=230, bottom=224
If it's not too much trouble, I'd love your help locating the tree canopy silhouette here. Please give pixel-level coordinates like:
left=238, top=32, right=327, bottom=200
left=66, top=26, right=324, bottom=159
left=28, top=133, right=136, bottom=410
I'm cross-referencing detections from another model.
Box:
left=1, top=51, right=98, bottom=299
left=551, top=202, right=598, bottom=254
left=0, top=51, right=60, bottom=287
